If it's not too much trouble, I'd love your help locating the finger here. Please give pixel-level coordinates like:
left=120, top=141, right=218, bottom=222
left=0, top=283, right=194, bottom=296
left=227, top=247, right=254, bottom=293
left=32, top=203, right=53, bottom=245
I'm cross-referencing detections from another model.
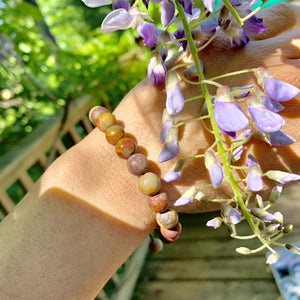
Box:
left=250, top=2, right=300, bottom=40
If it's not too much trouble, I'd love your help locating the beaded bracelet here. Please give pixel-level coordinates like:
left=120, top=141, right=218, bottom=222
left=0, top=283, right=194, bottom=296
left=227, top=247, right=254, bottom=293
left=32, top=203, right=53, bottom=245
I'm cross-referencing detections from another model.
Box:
left=89, top=106, right=182, bottom=253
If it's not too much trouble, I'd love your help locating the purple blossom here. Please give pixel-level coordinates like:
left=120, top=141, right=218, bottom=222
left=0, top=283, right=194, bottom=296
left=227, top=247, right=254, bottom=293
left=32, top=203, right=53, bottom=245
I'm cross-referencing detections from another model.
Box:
left=247, top=169, right=263, bottom=191
left=165, top=71, right=184, bottom=116
left=213, top=86, right=249, bottom=136
left=231, top=145, right=244, bottom=163
left=137, top=22, right=158, bottom=49
left=250, top=207, right=276, bottom=222
left=225, top=25, right=249, bottom=47
left=262, top=96, right=284, bottom=113
left=112, top=0, right=130, bottom=10
left=205, top=150, right=223, bottom=189
left=142, top=0, right=149, bottom=9
left=248, top=104, right=285, bottom=133
left=269, top=130, right=295, bottom=146
left=206, top=217, right=223, bottom=229
left=178, top=0, right=193, bottom=14
left=164, top=158, right=185, bottom=182
left=221, top=203, right=242, bottom=225
left=158, top=126, right=179, bottom=163
left=160, top=0, right=175, bottom=27
left=266, top=170, right=300, bottom=184
left=264, top=78, right=300, bottom=102
left=203, top=0, right=214, bottom=12
left=148, top=51, right=167, bottom=87
left=174, top=186, right=198, bottom=206
left=269, top=184, right=283, bottom=204
left=157, top=30, right=173, bottom=61
left=174, top=28, right=187, bottom=51
left=101, top=7, right=146, bottom=33
left=242, top=13, right=267, bottom=35
left=160, top=109, right=174, bottom=143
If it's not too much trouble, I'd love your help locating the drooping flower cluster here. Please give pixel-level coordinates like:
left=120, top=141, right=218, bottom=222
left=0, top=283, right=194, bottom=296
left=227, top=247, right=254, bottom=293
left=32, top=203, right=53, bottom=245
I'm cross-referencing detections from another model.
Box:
left=82, top=0, right=300, bottom=263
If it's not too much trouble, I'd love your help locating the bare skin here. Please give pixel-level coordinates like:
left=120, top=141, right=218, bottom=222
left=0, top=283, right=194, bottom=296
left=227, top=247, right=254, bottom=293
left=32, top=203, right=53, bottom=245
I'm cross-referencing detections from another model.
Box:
left=0, top=3, right=299, bottom=299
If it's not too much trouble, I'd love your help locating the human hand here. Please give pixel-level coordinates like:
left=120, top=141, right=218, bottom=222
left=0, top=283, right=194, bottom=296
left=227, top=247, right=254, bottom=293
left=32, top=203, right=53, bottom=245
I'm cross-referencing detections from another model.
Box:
left=114, top=2, right=300, bottom=214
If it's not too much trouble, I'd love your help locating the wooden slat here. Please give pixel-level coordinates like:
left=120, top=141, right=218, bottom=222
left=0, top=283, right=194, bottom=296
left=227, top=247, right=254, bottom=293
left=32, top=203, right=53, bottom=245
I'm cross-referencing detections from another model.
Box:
left=39, top=154, right=48, bottom=170
left=69, top=127, right=82, bottom=144
left=81, top=115, right=94, bottom=134
left=0, top=191, right=15, bottom=213
left=55, top=139, right=67, bottom=155
left=18, top=172, right=34, bottom=192
left=135, top=280, right=279, bottom=300
left=142, top=256, right=273, bottom=280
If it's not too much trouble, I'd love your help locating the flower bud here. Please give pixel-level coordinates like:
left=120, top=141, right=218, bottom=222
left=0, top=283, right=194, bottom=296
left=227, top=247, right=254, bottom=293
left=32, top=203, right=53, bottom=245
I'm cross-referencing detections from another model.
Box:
left=265, top=170, right=300, bottom=184
left=164, top=158, right=185, bottom=182
left=236, top=247, right=251, bottom=255
left=250, top=208, right=276, bottom=222
left=255, top=194, right=264, bottom=209
left=285, top=244, right=300, bottom=255
left=269, top=184, right=283, bottom=204
left=205, top=150, right=223, bottom=189
left=266, top=252, right=280, bottom=264
left=282, top=225, right=293, bottom=234
left=260, top=224, right=280, bottom=238
left=149, top=238, right=164, bottom=253
left=174, top=186, right=199, bottom=206
left=206, top=217, right=222, bottom=229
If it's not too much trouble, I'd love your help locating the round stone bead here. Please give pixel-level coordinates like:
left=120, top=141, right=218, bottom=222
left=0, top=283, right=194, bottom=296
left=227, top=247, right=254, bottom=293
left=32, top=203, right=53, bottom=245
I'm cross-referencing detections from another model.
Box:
left=148, top=192, right=169, bottom=213
left=149, top=238, right=164, bottom=254
left=138, top=172, right=161, bottom=195
left=105, top=125, right=125, bottom=145
left=115, top=137, right=136, bottom=159
left=160, top=222, right=182, bottom=243
left=89, top=106, right=109, bottom=126
left=156, top=210, right=178, bottom=229
left=127, top=153, right=148, bottom=175
left=96, top=112, right=115, bottom=132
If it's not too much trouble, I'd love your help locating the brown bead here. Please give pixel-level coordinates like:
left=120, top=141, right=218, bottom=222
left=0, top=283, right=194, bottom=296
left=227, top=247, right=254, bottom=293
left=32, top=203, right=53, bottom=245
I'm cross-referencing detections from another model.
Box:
left=138, top=172, right=161, bottom=195
left=89, top=106, right=109, bottom=126
left=156, top=210, right=178, bottom=229
left=149, top=238, right=164, bottom=254
left=160, top=222, right=182, bottom=243
left=127, top=153, right=148, bottom=175
left=115, top=137, right=136, bottom=159
left=105, top=125, right=125, bottom=145
left=148, top=192, right=169, bottom=213
left=96, top=112, right=115, bottom=132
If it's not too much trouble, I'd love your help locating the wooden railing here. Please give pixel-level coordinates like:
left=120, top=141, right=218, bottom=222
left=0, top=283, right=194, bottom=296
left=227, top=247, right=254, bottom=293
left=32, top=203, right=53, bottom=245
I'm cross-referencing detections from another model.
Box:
left=0, top=95, right=148, bottom=300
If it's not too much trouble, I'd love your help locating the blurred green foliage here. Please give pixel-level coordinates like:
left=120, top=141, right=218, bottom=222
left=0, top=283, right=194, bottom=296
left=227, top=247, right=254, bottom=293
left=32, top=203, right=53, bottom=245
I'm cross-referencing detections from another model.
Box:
left=0, top=0, right=150, bottom=156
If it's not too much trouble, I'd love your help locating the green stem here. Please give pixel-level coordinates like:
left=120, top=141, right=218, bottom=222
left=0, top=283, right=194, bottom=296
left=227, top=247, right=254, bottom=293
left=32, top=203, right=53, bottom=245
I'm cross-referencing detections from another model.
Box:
left=208, top=68, right=257, bottom=81
left=221, top=0, right=243, bottom=26
left=175, top=0, right=257, bottom=235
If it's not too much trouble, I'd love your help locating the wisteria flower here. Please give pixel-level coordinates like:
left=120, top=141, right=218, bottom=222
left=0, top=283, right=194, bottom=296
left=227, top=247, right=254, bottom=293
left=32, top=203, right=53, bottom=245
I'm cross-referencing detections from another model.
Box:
left=255, top=67, right=300, bottom=102
left=164, top=158, right=185, bottom=182
left=250, top=207, right=276, bottom=222
left=137, top=22, right=158, bottom=49
left=221, top=203, right=242, bottom=225
left=174, top=186, right=199, bottom=206
left=247, top=96, right=285, bottom=133
left=165, top=71, right=184, bottom=116
left=101, top=7, right=149, bottom=34
left=148, top=51, right=166, bottom=86
left=158, top=126, right=179, bottom=162
left=160, top=109, right=174, bottom=143
left=213, top=86, right=249, bottom=137
left=269, top=184, right=283, bottom=204
left=112, top=0, right=131, bottom=10
left=269, top=130, right=295, bottom=146
left=206, top=217, right=223, bottom=229
left=150, top=0, right=175, bottom=27
left=204, top=150, right=223, bottom=189
left=262, top=96, right=284, bottom=113
left=266, top=252, right=280, bottom=264
left=224, top=22, right=249, bottom=47
left=265, top=170, right=300, bottom=184
left=246, top=155, right=263, bottom=192
left=157, top=30, right=173, bottom=61
left=203, top=0, right=214, bottom=12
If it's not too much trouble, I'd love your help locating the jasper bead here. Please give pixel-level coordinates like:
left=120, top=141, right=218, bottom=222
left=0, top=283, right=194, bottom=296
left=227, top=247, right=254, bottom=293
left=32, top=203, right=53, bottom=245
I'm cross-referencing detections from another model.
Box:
left=127, top=153, right=148, bottom=175
left=148, top=192, right=169, bottom=213
left=156, top=210, right=178, bottom=229
left=160, top=222, right=182, bottom=242
left=115, top=137, right=136, bottom=159
left=138, top=172, right=161, bottom=195
left=96, top=112, right=115, bottom=132
left=89, top=106, right=109, bottom=126
left=105, top=125, right=125, bottom=145
left=149, top=238, right=164, bottom=254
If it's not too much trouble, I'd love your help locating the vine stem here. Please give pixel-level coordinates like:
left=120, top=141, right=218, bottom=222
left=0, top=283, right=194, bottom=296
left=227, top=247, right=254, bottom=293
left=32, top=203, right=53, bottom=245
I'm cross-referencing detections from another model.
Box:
left=175, top=0, right=257, bottom=234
